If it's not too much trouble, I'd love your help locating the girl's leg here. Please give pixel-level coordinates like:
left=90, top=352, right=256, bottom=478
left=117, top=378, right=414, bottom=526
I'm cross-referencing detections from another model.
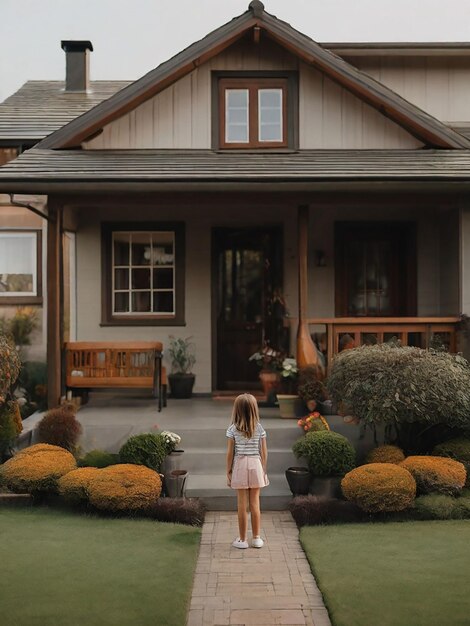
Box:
left=237, top=489, right=249, bottom=541
left=249, top=488, right=261, bottom=537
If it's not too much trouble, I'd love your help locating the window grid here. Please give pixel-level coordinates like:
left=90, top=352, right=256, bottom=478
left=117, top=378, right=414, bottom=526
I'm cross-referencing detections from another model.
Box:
left=112, top=231, right=175, bottom=316
left=258, top=88, right=283, bottom=142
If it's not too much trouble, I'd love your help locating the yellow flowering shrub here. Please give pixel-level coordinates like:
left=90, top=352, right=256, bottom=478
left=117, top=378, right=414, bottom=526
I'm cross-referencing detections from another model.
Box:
left=0, top=443, right=76, bottom=493
left=400, top=456, right=466, bottom=496
left=58, top=467, right=99, bottom=504
left=87, top=464, right=162, bottom=512
left=341, top=463, right=416, bottom=513
left=365, top=445, right=405, bottom=465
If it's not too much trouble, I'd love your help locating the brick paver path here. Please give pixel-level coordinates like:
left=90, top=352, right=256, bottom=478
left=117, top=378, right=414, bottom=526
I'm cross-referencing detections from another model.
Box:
left=187, top=511, right=332, bottom=626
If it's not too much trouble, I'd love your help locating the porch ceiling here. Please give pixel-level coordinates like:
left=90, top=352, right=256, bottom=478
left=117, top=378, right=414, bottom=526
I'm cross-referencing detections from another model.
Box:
left=3, top=148, right=470, bottom=184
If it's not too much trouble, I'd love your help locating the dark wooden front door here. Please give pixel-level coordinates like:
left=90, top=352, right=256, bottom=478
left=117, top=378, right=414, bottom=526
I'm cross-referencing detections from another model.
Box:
left=213, top=227, right=282, bottom=390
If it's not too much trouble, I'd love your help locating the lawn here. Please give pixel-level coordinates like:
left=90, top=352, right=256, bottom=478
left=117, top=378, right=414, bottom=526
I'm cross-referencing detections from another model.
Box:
left=0, top=505, right=201, bottom=626
left=300, top=520, right=470, bottom=626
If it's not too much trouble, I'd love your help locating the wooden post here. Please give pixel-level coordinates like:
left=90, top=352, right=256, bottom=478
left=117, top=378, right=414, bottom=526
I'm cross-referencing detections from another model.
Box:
left=296, top=205, right=325, bottom=376
left=47, top=201, right=63, bottom=409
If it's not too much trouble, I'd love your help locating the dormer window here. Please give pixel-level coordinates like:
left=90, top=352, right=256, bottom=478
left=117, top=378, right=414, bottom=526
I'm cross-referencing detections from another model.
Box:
left=213, top=72, right=298, bottom=150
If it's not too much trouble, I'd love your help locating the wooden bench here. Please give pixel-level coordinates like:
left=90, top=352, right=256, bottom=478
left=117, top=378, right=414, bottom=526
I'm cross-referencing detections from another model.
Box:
left=65, top=341, right=166, bottom=411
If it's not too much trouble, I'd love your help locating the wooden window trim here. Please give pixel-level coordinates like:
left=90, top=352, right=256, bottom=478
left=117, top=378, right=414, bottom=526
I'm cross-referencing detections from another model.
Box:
left=0, top=229, right=43, bottom=305
left=101, top=222, right=185, bottom=326
left=212, top=71, right=299, bottom=150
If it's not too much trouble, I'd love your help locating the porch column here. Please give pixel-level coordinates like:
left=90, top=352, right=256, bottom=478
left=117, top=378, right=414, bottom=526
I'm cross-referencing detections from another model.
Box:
left=296, top=205, right=324, bottom=376
left=47, top=201, right=63, bottom=409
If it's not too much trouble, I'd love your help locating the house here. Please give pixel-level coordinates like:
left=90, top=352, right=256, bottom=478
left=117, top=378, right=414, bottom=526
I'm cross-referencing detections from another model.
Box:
left=1, top=0, right=470, bottom=409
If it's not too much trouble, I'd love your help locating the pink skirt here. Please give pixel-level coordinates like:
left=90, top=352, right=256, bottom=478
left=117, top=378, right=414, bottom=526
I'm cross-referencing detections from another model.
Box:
left=230, top=455, right=269, bottom=490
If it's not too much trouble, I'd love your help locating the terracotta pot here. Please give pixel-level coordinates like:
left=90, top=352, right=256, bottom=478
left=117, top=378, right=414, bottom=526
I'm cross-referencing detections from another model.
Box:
left=259, top=370, right=280, bottom=399
left=277, top=394, right=301, bottom=418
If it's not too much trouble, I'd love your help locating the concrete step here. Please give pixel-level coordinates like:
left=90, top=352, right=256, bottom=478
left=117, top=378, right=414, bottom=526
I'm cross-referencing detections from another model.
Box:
left=186, top=472, right=293, bottom=511
left=170, top=424, right=303, bottom=450
left=172, top=448, right=299, bottom=474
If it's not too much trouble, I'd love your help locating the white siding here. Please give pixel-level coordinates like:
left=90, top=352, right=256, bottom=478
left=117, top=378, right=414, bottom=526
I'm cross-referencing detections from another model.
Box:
left=84, top=39, right=422, bottom=150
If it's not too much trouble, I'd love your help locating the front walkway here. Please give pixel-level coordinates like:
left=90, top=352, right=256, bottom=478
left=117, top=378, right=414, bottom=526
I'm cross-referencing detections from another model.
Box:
left=187, top=511, right=331, bottom=626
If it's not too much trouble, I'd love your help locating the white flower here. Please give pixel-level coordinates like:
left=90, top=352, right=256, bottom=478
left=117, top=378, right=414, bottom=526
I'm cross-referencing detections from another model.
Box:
left=160, top=430, right=181, bottom=445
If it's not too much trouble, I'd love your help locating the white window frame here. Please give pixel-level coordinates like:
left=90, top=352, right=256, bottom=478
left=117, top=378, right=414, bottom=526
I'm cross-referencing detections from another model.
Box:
left=0, top=230, right=38, bottom=297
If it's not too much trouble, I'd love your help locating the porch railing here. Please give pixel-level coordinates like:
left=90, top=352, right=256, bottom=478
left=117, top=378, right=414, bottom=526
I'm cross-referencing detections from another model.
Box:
left=303, top=317, right=461, bottom=371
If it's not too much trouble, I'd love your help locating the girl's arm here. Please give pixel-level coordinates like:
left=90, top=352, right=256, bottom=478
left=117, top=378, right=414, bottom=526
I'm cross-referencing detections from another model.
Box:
left=226, top=438, right=235, bottom=486
left=260, top=437, right=268, bottom=473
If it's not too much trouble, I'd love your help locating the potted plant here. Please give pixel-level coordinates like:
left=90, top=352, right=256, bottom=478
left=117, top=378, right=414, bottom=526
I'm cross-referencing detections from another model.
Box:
left=292, top=430, right=356, bottom=499
left=249, top=343, right=283, bottom=403
left=167, top=336, right=196, bottom=399
left=298, top=366, right=329, bottom=413
left=277, top=357, right=302, bottom=418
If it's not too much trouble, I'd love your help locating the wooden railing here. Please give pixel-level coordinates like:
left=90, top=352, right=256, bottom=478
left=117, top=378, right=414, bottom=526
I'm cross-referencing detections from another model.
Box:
left=65, top=341, right=164, bottom=410
left=303, top=317, right=461, bottom=371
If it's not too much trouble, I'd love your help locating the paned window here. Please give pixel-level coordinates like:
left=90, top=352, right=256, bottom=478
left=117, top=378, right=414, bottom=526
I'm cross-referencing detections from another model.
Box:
left=102, top=223, right=185, bottom=326
left=219, top=78, right=288, bottom=148
left=0, top=230, right=42, bottom=303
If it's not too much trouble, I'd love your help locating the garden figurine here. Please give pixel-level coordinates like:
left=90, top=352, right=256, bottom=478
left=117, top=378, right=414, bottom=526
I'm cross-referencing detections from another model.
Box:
left=226, top=393, right=269, bottom=549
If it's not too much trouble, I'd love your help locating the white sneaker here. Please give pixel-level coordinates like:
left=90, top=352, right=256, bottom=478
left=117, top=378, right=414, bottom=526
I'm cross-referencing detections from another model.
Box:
left=252, top=536, right=264, bottom=548
left=232, top=538, right=249, bottom=549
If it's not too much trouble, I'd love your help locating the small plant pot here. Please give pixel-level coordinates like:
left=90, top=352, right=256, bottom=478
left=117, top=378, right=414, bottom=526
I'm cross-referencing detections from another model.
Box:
left=309, top=476, right=342, bottom=499
left=168, top=374, right=195, bottom=399
left=285, top=467, right=311, bottom=496
left=165, top=470, right=189, bottom=498
left=277, top=394, right=302, bottom=418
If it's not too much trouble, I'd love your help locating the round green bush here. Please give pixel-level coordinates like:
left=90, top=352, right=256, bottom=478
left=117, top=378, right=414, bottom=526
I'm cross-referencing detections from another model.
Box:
left=293, top=430, right=356, bottom=476
left=78, top=449, right=120, bottom=468
left=414, top=493, right=458, bottom=520
left=341, top=463, right=416, bottom=513
left=365, top=445, right=405, bottom=465
left=119, top=433, right=168, bottom=472
left=433, top=438, right=470, bottom=485
left=327, top=344, right=470, bottom=434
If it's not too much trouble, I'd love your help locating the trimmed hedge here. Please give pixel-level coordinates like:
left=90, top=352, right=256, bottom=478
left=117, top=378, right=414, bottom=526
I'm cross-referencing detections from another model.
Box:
left=414, top=492, right=470, bottom=520
left=87, top=464, right=162, bottom=512
left=293, top=431, right=356, bottom=477
left=341, top=463, right=416, bottom=513
left=58, top=467, right=99, bottom=504
left=0, top=444, right=76, bottom=493
left=365, top=445, right=405, bottom=465
left=433, top=438, right=470, bottom=485
left=78, top=450, right=120, bottom=469
left=151, top=498, right=206, bottom=526
left=400, top=456, right=466, bottom=496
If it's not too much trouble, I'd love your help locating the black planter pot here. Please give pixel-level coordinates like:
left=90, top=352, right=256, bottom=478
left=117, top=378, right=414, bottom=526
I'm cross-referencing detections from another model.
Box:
left=285, top=466, right=311, bottom=496
left=309, top=476, right=342, bottom=499
left=168, top=374, right=195, bottom=399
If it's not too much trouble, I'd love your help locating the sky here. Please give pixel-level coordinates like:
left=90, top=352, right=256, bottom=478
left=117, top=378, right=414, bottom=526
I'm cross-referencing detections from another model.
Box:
left=1, top=0, right=470, bottom=102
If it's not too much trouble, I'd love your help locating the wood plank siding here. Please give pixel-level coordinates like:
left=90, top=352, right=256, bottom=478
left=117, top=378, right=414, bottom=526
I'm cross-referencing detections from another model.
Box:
left=84, top=39, right=423, bottom=150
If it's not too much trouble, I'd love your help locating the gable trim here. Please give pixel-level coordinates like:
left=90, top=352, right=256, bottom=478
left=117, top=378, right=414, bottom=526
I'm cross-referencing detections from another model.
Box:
left=37, top=3, right=470, bottom=150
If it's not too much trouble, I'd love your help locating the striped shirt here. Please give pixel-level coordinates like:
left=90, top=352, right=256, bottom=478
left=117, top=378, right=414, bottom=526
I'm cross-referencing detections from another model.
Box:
left=226, top=422, right=267, bottom=457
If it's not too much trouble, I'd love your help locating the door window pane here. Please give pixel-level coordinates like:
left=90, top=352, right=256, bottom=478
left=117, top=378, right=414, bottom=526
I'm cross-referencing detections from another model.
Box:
left=225, top=89, right=249, bottom=143
left=258, top=89, right=282, bottom=142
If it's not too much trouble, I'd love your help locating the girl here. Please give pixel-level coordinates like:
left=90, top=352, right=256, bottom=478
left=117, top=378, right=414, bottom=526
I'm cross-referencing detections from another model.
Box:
left=226, top=393, right=269, bottom=549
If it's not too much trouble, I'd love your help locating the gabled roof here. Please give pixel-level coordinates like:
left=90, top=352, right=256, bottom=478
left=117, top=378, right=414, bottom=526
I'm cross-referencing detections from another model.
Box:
left=0, top=81, right=130, bottom=142
left=38, top=0, right=470, bottom=151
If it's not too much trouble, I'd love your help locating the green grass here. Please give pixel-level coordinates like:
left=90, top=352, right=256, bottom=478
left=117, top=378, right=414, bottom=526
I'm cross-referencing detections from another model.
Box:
left=300, top=521, right=470, bottom=626
left=0, top=505, right=201, bottom=626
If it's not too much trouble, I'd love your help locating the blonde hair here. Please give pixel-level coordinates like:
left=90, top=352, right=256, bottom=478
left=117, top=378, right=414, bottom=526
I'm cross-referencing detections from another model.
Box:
left=231, top=393, right=260, bottom=439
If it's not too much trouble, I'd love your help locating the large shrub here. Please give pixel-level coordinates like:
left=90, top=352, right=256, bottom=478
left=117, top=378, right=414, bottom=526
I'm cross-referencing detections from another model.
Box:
left=58, top=467, right=99, bottom=504
left=78, top=449, right=120, bottom=469
left=37, top=403, right=82, bottom=452
left=0, top=400, right=23, bottom=459
left=414, top=493, right=459, bottom=520
left=327, top=344, right=470, bottom=451
left=341, top=463, right=416, bottom=513
left=119, top=433, right=168, bottom=472
left=293, top=431, right=356, bottom=476
left=365, top=445, right=405, bottom=465
left=400, top=456, right=466, bottom=495
left=433, top=438, right=470, bottom=485
left=0, top=335, right=22, bottom=460
left=87, top=464, right=162, bottom=512
left=0, top=443, right=76, bottom=493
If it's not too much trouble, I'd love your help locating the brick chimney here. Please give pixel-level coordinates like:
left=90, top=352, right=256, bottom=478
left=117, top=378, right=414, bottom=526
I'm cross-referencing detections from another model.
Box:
left=61, top=40, right=93, bottom=92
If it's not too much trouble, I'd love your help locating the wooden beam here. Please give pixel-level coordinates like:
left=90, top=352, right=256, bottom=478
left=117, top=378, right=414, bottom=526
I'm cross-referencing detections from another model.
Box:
left=296, top=205, right=325, bottom=376
left=47, top=201, right=63, bottom=408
